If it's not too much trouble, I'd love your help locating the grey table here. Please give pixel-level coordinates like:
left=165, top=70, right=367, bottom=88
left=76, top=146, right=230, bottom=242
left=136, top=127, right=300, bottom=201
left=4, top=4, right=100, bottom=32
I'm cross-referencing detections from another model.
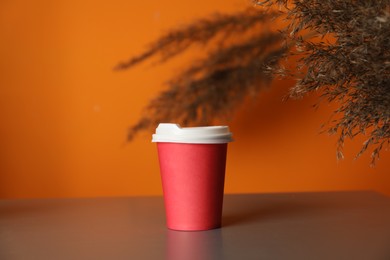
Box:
left=1, top=191, right=390, bottom=260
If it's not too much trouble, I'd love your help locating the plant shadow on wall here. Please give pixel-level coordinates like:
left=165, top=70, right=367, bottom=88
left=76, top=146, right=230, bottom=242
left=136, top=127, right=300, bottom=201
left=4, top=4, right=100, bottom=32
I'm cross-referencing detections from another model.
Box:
left=116, top=0, right=390, bottom=165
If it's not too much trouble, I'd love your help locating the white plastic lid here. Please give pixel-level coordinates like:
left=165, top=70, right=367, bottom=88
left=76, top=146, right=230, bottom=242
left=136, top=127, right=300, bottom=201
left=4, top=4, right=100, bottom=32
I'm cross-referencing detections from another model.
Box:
left=152, top=123, right=233, bottom=144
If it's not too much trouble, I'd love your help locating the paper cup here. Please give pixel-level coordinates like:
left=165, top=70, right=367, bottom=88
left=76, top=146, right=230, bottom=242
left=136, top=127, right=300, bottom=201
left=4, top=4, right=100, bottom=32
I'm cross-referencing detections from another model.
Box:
left=152, top=123, right=233, bottom=231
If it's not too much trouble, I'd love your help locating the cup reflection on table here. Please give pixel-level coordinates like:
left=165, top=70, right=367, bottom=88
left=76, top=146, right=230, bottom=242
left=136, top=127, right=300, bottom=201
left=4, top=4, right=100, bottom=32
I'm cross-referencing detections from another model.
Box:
left=166, top=229, right=223, bottom=260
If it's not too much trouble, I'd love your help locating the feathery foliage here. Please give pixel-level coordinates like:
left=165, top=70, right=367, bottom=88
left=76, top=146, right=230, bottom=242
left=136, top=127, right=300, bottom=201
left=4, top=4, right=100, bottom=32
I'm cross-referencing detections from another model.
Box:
left=257, top=0, right=390, bottom=164
left=118, top=1, right=390, bottom=164
left=117, top=8, right=286, bottom=140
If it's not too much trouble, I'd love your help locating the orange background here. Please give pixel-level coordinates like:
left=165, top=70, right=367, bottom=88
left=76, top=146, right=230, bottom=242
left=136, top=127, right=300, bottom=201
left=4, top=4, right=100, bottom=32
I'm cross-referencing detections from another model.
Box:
left=1, top=0, right=389, bottom=199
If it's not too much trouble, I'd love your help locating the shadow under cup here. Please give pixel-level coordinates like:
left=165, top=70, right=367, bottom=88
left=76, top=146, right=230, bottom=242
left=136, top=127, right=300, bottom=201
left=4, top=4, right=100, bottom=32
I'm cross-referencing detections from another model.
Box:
left=157, top=142, right=228, bottom=231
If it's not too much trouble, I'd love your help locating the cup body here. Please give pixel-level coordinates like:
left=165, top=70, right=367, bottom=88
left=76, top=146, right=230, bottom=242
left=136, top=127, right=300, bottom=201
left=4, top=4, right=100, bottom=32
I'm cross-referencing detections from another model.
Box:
left=152, top=123, right=232, bottom=231
left=157, top=142, right=227, bottom=231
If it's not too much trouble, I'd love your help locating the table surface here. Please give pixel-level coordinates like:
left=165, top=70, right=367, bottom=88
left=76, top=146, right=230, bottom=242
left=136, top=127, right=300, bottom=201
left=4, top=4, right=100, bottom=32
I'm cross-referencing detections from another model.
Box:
left=1, top=191, right=390, bottom=260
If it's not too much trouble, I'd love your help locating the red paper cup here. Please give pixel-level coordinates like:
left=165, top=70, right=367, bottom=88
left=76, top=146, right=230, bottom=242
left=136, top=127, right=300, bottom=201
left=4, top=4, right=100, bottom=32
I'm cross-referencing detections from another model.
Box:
left=152, top=124, right=233, bottom=231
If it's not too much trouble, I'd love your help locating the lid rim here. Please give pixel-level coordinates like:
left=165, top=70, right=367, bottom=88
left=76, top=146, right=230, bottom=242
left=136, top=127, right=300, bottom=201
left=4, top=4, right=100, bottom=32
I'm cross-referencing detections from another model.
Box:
left=152, top=123, right=233, bottom=143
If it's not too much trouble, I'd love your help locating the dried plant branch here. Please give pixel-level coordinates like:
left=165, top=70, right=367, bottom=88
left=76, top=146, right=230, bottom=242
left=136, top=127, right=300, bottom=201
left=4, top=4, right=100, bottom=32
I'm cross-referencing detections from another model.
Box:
left=127, top=34, right=286, bottom=140
left=119, top=8, right=286, bottom=140
left=120, top=1, right=390, bottom=164
left=115, top=8, right=280, bottom=70
left=255, top=0, right=390, bottom=164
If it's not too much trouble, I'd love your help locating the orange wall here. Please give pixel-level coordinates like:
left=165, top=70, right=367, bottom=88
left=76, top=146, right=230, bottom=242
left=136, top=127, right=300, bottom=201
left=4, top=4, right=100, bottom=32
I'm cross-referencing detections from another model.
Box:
left=1, top=0, right=389, bottom=199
